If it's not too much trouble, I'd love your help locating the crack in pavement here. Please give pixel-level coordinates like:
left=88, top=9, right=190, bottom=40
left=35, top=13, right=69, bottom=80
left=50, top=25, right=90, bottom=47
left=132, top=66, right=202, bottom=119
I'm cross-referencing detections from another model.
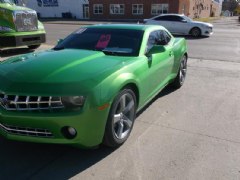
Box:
left=137, top=120, right=240, bottom=146
left=189, top=57, right=240, bottom=64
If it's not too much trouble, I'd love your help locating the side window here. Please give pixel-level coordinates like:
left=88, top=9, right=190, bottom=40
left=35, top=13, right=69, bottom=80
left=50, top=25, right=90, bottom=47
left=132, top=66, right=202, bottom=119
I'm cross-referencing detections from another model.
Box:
left=146, top=30, right=171, bottom=53
left=162, top=30, right=171, bottom=44
left=155, top=15, right=184, bottom=22
left=171, top=15, right=184, bottom=22
left=154, top=16, right=168, bottom=21
left=154, top=16, right=163, bottom=21
left=146, top=30, right=160, bottom=52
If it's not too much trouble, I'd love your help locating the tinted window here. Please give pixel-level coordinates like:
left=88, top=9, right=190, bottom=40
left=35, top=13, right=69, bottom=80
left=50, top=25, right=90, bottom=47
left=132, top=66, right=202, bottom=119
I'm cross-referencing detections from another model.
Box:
left=154, top=15, right=185, bottom=22
left=147, top=31, right=160, bottom=52
left=146, top=30, right=171, bottom=52
left=54, top=28, right=144, bottom=56
left=154, top=16, right=171, bottom=21
left=162, top=30, right=171, bottom=43
left=172, top=16, right=185, bottom=22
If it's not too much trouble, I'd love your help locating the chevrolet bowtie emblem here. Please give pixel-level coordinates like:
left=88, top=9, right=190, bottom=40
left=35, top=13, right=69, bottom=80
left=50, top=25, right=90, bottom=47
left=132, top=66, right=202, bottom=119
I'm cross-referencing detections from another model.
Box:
left=23, top=18, right=32, bottom=26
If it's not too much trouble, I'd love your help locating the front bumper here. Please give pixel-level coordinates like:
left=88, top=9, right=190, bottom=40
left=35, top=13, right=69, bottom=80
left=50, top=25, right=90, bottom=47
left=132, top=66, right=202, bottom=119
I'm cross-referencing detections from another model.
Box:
left=0, top=107, right=110, bottom=148
left=0, top=33, right=46, bottom=48
left=202, top=27, right=213, bottom=36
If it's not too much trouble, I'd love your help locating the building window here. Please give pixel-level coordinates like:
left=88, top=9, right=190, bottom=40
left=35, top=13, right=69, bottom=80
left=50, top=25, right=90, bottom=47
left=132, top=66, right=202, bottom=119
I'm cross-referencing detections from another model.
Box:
left=110, top=4, right=125, bottom=14
left=94, top=4, right=103, bottom=14
left=151, top=4, right=169, bottom=15
left=132, top=4, right=143, bottom=15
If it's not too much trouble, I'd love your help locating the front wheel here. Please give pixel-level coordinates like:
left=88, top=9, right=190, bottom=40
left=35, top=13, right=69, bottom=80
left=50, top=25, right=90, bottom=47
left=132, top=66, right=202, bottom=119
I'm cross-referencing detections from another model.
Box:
left=190, top=27, right=201, bottom=37
left=103, top=88, right=137, bottom=148
left=172, top=55, right=187, bottom=89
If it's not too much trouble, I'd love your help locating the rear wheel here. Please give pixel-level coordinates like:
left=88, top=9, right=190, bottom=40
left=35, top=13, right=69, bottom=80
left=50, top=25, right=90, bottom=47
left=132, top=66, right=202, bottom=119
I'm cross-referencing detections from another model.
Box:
left=103, top=88, right=136, bottom=148
left=28, top=44, right=41, bottom=50
left=172, top=55, right=187, bottom=89
left=190, top=27, right=201, bottom=37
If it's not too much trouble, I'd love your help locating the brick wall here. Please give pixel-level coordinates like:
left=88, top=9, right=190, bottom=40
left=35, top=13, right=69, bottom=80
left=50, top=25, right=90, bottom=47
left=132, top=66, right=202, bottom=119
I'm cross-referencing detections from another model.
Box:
left=178, top=0, right=191, bottom=15
left=189, top=0, right=212, bottom=18
left=89, top=0, right=220, bottom=20
left=89, top=0, right=182, bottom=20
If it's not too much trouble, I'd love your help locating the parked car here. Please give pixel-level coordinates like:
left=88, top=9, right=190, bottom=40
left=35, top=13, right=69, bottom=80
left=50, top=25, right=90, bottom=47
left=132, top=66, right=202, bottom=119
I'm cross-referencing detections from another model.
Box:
left=144, top=14, right=213, bottom=37
left=0, top=24, right=188, bottom=148
left=0, top=0, right=46, bottom=50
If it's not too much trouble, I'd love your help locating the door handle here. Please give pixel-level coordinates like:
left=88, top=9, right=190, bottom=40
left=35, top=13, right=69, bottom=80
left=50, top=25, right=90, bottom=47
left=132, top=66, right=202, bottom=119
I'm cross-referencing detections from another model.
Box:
left=169, top=51, right=174, bottom=57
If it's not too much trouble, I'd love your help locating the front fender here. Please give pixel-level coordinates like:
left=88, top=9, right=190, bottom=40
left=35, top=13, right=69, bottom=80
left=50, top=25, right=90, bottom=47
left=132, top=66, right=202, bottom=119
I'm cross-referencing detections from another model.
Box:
left=0, top=19, right=15, bottom=32
left=100, top=72, right=140, bottom=106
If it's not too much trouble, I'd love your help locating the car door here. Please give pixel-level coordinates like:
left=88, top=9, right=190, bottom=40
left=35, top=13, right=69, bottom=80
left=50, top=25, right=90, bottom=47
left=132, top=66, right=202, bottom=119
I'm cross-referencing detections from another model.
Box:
left=171, top=16, right=190, bottom=35
left=145, top=30, right=174, bottom=95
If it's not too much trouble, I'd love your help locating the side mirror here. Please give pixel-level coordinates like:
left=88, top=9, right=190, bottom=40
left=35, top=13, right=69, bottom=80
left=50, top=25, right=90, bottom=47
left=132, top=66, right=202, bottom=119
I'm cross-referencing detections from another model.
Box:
left=146, top=45, right=166, bottom=57
left=181, top=19, right=187, bottom=23
left=57, top=39, right=64, bottom=45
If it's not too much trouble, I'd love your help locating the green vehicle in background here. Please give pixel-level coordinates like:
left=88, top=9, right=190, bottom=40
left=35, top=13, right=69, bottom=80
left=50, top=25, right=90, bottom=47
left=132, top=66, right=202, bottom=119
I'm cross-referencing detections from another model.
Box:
left=0, top=0, right=45, bottom=50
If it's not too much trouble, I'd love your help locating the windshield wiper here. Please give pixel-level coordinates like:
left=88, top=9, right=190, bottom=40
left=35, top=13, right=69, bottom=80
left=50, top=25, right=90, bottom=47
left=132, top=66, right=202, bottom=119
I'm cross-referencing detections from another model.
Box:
left=102, top=49, right=117, bottom=55
left=102, top=48, right=132, bottom=56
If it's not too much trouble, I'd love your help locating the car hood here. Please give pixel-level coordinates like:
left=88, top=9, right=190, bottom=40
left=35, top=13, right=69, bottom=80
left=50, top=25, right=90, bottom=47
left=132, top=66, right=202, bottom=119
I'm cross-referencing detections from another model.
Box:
left=192, top=21, right=213, bottom=27
left=0, top=3, right=33, bottom=11
left=0, top=49, right=133, bottom=95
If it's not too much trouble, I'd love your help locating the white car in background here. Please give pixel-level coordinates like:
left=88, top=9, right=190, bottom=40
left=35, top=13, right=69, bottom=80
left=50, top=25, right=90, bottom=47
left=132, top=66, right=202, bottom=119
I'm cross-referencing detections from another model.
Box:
left=144, top=14, right=213, bottom=37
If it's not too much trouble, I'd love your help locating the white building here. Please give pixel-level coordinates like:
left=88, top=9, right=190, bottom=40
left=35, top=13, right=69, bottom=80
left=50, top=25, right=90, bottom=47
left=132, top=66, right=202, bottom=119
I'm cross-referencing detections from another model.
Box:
left=20, top=0, right=89, bottom=19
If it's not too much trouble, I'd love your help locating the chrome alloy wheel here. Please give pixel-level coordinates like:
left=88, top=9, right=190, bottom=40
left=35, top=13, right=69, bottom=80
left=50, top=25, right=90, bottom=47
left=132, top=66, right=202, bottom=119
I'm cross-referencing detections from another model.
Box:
left=191, top=28, right=201, bottom=37
left=179, top=55, right=187, bottom=85
left=112, top=93, right=135, bottom=140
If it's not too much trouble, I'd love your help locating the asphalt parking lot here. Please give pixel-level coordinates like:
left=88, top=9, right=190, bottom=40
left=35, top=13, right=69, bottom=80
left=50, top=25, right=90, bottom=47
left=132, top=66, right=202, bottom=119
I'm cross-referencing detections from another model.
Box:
left=0, top=17, right=240, bottom=180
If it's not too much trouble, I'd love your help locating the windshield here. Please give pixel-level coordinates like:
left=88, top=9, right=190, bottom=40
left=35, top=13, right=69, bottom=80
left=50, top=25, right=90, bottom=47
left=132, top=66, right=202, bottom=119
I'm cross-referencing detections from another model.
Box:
left=0, top=0, right=15, bottom=4
left=54, top=28, right=144, bottom=56
left=183, top=16, right=192, bottom=22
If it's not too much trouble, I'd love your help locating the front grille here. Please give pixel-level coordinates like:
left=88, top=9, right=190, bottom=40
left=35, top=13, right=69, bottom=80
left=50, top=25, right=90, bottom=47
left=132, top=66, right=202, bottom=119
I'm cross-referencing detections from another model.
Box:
left=0, top=123, right=53, bottom=138
left=0, top=92, right=64, bottom=111
left=14, top=11, right=38, bottom=32
left=22, top=37, right=40, bottom=42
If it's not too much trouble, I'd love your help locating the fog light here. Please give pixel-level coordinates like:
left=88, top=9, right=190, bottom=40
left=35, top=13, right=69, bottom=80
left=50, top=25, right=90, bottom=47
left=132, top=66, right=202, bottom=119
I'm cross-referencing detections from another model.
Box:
left=68, top=127, right=76, bottom=135
left=62, top=126, right=77, bottom=139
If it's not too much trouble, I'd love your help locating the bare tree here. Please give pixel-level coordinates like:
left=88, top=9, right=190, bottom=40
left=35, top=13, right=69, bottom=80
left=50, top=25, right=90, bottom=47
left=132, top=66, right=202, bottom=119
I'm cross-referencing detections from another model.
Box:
left=193, top=0, right=205, bottom=18
left=227, top=0, right=240, bottom=12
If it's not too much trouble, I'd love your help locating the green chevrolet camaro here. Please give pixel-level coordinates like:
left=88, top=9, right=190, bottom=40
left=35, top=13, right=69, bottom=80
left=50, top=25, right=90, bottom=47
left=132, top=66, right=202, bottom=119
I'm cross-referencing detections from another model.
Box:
left=0, top=24, right=187, bottom=148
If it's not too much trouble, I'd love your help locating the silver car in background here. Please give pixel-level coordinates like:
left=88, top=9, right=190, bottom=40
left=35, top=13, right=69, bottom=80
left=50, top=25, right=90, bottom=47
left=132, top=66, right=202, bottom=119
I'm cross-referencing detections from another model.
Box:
left=144, top=14, right=213, bottom=37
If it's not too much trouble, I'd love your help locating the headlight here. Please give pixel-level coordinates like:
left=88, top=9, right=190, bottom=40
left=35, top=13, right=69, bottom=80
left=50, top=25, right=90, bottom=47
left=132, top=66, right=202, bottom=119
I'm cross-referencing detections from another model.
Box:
left=62, top=96, right=85, bottom=108
left=0, top=26, right=13, bottom=32
left=38, top=23, right=45, bottom=30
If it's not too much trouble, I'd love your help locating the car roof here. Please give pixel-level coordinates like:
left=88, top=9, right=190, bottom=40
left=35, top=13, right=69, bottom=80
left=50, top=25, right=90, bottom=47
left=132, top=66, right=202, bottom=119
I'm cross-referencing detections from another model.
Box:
left=85, top=24, right=166, bottom=31
left=151, top=13, right=185, bottom=18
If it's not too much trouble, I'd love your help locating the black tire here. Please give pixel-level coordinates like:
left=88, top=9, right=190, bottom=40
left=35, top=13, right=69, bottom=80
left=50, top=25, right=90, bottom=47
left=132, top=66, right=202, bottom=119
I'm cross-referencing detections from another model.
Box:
left=28, top=44, right=41, bottom=50
left=103, top=88, right=137, bottom=148
left=190, top=27, right=201, bottom=37
left=172, top=55, right=187, bottom=89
